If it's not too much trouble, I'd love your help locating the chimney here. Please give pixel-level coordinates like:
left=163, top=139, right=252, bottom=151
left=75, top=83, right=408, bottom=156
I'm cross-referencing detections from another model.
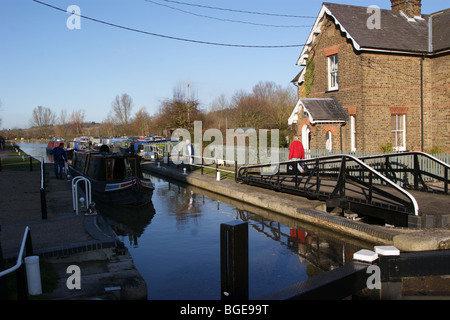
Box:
left=391, top=0, right=422, bottom=17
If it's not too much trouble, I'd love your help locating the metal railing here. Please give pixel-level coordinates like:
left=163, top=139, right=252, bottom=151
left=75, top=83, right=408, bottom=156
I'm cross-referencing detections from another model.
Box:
left=237, top=153, right=421, bottom=227
left=0, top=155, right=35, bottom=172
left=72, top=176, right=92, bottom=215
left=159, top=151, right=239, bottom=181
left=0, top=226, right=34, bottom=300
left=357, top=152, right=450, bottom=194
left=187, top=155, right=237, bottom=181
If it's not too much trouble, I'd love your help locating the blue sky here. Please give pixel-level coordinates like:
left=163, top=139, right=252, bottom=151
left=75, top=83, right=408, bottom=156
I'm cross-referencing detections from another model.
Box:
left=1, top=0, right=448, bottom=130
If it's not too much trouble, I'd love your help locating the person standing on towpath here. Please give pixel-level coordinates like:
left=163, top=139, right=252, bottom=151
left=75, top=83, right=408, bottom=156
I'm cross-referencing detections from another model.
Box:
left=51, top=142, right=68, bottom=179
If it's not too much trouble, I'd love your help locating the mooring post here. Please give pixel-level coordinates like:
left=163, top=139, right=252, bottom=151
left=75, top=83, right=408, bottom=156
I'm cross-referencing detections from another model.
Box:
left=220, top=221, right=248, bottom=300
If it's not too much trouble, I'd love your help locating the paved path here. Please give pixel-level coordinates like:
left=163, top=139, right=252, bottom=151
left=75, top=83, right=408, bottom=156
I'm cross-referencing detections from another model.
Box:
left=0, top=156, right=147, bottom=300
left=0, top=162, right=116, bottom=259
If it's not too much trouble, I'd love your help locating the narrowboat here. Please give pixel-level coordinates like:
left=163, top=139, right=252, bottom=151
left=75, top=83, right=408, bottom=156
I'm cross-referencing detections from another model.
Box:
left=46, top=137, right=65, bottom=153
left=69, top=150, right=154, bottom=206
left=65, top=137, right=92, bottom=160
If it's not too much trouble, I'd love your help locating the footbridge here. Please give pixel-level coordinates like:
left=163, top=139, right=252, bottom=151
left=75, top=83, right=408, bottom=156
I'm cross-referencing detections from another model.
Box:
left=237, top=152, right=450, bottom=228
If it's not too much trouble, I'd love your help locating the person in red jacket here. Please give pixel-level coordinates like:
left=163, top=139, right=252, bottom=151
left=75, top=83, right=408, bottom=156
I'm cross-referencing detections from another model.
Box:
left=289, top=135, right=305, bottom=173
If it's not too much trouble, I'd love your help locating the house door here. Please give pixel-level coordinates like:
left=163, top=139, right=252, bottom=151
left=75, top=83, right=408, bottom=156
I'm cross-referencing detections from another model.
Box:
left=301, top=124, right=311, bottom=150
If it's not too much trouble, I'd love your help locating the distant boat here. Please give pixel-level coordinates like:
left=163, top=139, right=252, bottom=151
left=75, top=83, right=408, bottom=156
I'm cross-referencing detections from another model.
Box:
left=65, top=137, right=92, bottom=160
left=46, top=137, right=65, bottom=153
left=69, top=150, right=154, bottom=206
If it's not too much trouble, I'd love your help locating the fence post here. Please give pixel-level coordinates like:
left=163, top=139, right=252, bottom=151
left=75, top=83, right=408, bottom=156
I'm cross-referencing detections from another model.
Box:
left=220, top=221, right=248, bottom=300
left=40, top=160, right=47, bottom=220
left=201, top=156, right=204, bottom=175
left=413, top=153, right=419, bottom=190
left=0, top=226, right=7, bottom=299
left=445, top=166, right=448, bottom=194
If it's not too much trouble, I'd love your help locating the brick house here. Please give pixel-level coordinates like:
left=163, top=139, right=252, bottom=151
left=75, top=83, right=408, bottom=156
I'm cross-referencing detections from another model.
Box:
left=288, top=0, right=449, bottom=153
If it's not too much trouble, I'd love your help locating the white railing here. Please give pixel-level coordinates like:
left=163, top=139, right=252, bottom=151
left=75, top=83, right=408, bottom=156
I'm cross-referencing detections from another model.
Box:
left=0, top=227, right=31, bottom=278
left=72, top=176, right=92, bottom=215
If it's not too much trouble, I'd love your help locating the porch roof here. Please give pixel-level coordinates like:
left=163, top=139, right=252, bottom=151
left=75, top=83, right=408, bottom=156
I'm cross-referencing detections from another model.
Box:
left=289, top=98, right=348, bottom=125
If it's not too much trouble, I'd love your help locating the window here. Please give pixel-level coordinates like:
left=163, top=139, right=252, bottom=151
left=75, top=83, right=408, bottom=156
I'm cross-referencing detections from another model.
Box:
left=328, top=54, right=338, bottom=91
left=325, top=131, right=332, bottom=151
left=301, top=124, right=311, bottom=151
left=105, top=159, right=114, bottom=181
left=391, top=114, right=406, bottom=151
left=350, top=115, right=356, bottom=152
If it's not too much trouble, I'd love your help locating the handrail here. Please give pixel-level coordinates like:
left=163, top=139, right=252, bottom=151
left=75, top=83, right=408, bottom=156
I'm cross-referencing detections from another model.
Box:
left=72, top=176, right=92, bottom=215
left=358, top=151, right=449, bottom=193
left=345, top=154, right=419, bottom=216
left=190, top=155, right=237, bottom=174
left=360, top=151, right=450, bottom=168
left=238, top=153, right=420, bottom=216
left=0, top=227, right=31, bottom=278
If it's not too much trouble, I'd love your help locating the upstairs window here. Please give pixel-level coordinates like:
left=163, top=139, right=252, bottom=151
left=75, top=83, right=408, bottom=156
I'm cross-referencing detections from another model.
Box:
left=328, top=54, right=338, bottom=91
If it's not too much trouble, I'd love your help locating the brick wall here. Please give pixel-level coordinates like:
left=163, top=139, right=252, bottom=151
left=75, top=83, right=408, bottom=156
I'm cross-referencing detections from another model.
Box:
left=296, top=14, right=449, bottom=153
left=298, top=16, right=363, bottom=151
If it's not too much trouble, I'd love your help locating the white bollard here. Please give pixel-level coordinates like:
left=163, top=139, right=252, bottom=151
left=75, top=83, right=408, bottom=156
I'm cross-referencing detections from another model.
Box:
left=25, top=256, right=42, bottom=295
left=216, top=171, right=221, bottom=181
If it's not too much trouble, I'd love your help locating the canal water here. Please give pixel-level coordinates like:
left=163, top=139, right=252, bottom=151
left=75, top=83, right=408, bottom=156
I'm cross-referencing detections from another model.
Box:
left=19, top=143, right=372, bottom=300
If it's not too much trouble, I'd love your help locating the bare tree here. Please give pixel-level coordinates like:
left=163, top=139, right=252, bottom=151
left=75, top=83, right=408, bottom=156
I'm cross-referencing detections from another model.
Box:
left=252, top=81, right=296, bottom=130
left=156, top=86, right=201, bottom=131
left=100, top=115, right=117, bottom=137
left=230, top=90, right=266, bottom=129
left=54, top=109, right=69, bottom=138
left=111, top=94, right=134, bottom=127
left=69, top=109, right=86, bottom=136
left=30, top=105, right=56, bottom=138
left=131, top=106, right=153, bottom=136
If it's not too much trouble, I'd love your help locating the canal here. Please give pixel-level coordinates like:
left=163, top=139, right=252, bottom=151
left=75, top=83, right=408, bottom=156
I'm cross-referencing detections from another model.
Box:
left=20, top=143, right=373, bottom=300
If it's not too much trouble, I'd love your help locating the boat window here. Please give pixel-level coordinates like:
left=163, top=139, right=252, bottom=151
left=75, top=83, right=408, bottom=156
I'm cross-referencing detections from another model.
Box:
left=113, top=158, right=126, bottom=180
left=105, top=159, right=114, bottom=181
left=128, top=158, right=137, bottom=177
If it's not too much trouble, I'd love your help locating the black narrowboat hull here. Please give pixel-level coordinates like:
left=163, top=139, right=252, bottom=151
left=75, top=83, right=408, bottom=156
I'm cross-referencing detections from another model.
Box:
left=69, top=151, right=154, bottom=206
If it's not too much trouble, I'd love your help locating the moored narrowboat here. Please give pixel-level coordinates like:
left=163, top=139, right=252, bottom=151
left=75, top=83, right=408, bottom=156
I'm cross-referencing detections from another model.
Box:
left=69, top=150, right=154, bottom=206
left=46, top=138, right=65, bottom=153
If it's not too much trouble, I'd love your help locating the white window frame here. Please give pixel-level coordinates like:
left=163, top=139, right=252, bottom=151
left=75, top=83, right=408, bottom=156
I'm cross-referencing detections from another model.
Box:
left=328, top=54, right=338, bottom=91
left=391, top=114, right=406, bottom=151
left=325, top=131, right=332, bottom=151
left=350, top=115, right=356, bottom=152
left=302, top=124, right=311, bottom=151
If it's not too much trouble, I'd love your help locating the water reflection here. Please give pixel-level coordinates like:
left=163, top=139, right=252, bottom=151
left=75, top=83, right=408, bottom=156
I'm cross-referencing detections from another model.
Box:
left=129, top=173, right=371, bottom=299
left=155, top=180, right=202, bottom=229
left=18, top=142, right=54, bottom=163
left=96, top=202, right=156, bottom=248
left=18, top=143, right=372, bottom=299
